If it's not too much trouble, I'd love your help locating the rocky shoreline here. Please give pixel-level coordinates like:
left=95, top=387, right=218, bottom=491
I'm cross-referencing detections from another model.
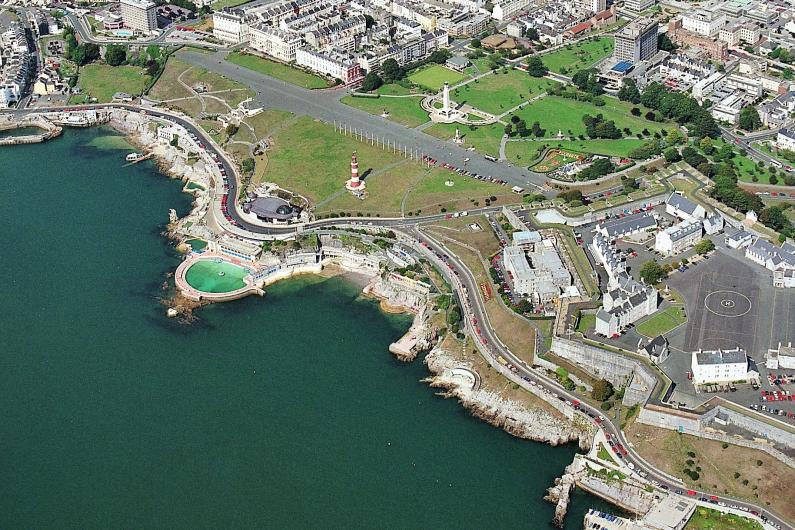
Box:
left=423, top=347, right=592, bottom=448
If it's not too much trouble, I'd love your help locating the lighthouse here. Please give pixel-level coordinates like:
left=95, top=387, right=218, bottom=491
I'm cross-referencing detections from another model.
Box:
left=345, top=151, right=366, bottom=195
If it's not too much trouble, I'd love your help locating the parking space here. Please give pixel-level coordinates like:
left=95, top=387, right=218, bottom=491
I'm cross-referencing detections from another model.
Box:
left=661, top=248, right=795, bottom=420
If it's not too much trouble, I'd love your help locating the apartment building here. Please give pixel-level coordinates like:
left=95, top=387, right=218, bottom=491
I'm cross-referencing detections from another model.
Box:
left=120, top=0, right=157, bottom=32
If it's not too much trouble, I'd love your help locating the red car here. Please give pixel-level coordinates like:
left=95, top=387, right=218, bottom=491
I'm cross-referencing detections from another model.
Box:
left=687, top=490, right=697, bottom=496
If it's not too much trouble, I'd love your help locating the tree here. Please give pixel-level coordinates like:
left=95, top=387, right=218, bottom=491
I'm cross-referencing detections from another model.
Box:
left=658, top=33, right=677, bottom=52
left=664, top=147, right=682, bottom=162
left=364, top=14, right=375, bottom=28
left=694, top=239, right=715, bottom=254
left=591, top=379, right=614, bottom=401
left=225, top=123, right=239, bottom=136
left=360, top=72, right=383, bottom=92
left=105, top=44, right=127, bottom=66
left=738, top=105, right=762, bottom=132
left=381, top=58, right=404, bottom=83
left=428, top=49, right=452, bottom=64
left=525, top=27, right=539, bottom=41
left=471, top=38, right=481, bottom=48
left=526, top=56, right=548, bottom=77
left=504, top=123, right=513, bottom=136
left=639, top=260, right=666, bottom=285
left=572, top=68, right=603, bottom=95
left=557, top=189, right=583, bottom=203
left=617, top=78, right=641, bottom=104
left=241, top=158, right=255, bottom=173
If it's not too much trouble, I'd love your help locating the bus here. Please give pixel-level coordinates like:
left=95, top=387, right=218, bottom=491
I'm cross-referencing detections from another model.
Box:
left=484, top=155, right=498, bottom=162
left=512, top=185, right=524, bottom=194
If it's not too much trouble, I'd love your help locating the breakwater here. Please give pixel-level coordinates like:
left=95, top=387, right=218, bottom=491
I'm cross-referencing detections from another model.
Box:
left=0, top=116, right=62, bottom=145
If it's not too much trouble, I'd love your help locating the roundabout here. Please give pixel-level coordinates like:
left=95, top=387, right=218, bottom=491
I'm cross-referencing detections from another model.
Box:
left=703, top=290, right=752, bottom=318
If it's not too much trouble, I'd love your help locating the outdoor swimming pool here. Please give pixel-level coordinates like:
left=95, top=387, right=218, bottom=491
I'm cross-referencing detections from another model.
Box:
left=113, top=30, right=134, bottom=37
left=184, top=259, right=248, bottom=293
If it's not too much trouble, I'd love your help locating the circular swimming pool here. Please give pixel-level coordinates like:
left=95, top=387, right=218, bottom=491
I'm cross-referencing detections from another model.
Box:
left=184, top=259, right=248, bottom=293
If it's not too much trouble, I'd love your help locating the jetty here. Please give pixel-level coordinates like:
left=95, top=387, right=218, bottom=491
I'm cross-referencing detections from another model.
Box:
left=0, top=116, right=62, bottom=146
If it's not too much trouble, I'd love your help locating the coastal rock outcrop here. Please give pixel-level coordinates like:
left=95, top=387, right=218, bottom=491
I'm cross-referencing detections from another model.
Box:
left=544, top=465, right=577, bottom=528
left=424, top=347, right=591, bottom=447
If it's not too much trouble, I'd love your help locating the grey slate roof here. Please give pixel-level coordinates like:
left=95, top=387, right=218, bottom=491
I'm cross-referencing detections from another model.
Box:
left=667, top=192, right=700, bottom=216
left=695, top=348, right=747, bottom=366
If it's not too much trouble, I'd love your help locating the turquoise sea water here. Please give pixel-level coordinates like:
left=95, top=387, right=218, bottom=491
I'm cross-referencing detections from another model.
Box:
left=0, top=127, right=617, bottom=529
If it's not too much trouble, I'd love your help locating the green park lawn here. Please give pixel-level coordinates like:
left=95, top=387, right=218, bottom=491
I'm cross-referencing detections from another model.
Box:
left=404, top=167, right=517, bottom=213
left=505, top=138, right=650, bottom=164
left=226, top=52, right=329, bottom=89
left=407, top=64, right=468, bottom=91
left=635, top=306, right=687, bottom=337
left=257, top=116, right=509, bottom=216
left=425, top=123, right=505, bottom=158
left=576, top=313, right=596, bottom=334
left=541, top=37, right=614, bottom=74
left=513, top=95, right=667, bottom=138
left=700, top=139, right=773, bottom=184
left=341, top=94, right=429, bottom=128
left=452, top=70, right=559, bottom=115
left=77, top=64, right=150, bottom=102
left=684, top=507, right=762, bottom=530
left=374, top=83, right=418, bottom=96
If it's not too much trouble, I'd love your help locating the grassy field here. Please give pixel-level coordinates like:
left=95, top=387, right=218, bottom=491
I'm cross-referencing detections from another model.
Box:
left=541, top=37, right=614, bottom=74
left=242, top=109, right=293, bottom=140
left=506, top=138, right=650, bottom=163
left=257, top=116, right=509, bottom=216
left=685, top=507, right=762, bottom=530
left=227, top=52, right=329, bottom=89
left=576, top=313, right=596, bottom=334
left=403, top=168, right=517, bottom=214
left=374, top=83, right=419, bottom=96
left=212, top=0, right=251, bottom=8
left=148, top=56, right=255, bottom=116
left=513, top=95, right=667, bottom=139
left=77, top=64, right=150, bottom=102
left=636, top=306, right=686, bottom=337
left=625, top=421, right=795, bottom=523
left=452, top=70, right=559, bottom=115
left=407, top=64, right=468, bottom=91
left=340, top=95, right=429, bottom=128
left=425, top=123, right=505, bottom=158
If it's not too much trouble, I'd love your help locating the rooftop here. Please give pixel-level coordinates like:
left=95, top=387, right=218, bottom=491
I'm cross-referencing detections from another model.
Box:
left=694, top=348, right=748, bottom=366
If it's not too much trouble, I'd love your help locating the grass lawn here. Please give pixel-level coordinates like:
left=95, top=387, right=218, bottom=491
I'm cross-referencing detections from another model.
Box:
left=77, top=64, right=150, bottom=103
left=541, top=37, right=614, bottom=74
left=625, top=421, right=795, bottom=524
left=404, top=168, right=518, bottom=214
left=148, top=56, right=255, bottom=116
left=700, top=139, right=772, bottom=184
left=576, top=313, right=596, bottom=334
left=452, top=70, right=559, bottom=115
left=425, top=123, right=505, bottom=158
left=597, top=443, right=616, bottom=464
left=407, top=64, right=468, bottom=91
left=506, top=138, right=650, bottom=164
left=513, top=95, right=667, bottom=139
left=242, top=109, right=293, bottom=140
left=375, top=83, right=418, bottom=96
left=341, top=94, right=429, bottom=128
left=635, top=306, right=686, bottom=337
left=212, top=0, right=252, bottom=8
left=226, top=52, right=329, bottom=89
left=685, top=507, right=762, bottom=530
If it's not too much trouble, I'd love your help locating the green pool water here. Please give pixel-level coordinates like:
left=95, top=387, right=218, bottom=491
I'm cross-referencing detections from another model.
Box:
left=186, top=238, right=207, bottom=250
left=185, top=259, right=248, bottom=293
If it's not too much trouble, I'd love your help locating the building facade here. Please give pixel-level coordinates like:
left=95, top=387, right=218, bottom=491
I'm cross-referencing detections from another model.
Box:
left=691, top=348, right=748, bottom=385
left=614, top=17, right=658, bottom=63
left=120, top=0, right=157, bottom=32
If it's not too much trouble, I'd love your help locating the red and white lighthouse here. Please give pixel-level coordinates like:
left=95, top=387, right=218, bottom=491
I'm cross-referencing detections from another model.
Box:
left=345, top=151, right=366, bottom=195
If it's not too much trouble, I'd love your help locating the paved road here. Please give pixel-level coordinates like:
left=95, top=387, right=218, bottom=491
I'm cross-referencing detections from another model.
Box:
left=721, top=126, right=788, bottom=170
left=411, top=224, right=791, bottom=530
left=178, top=49, right=550, bottom=192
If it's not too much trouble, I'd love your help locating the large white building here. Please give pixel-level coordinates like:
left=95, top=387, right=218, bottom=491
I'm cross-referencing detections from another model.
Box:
left=503, top=239, right=571, bottom=303
left=595, top=272, right=658, bottom=337
left=595, top=212, right=658, bottom=240
left=491, top=0, right=531, bottom=21
left=681, top=9, right=726, bottom=36
left=655, top=219, right=702, bottom=256
left=0, top=24, right=29, bottom=107
left=249, top=25, right=302, bottom=61
left=295, top=48, right=362, bottom=84
left=776, top=128, right=795, bottom=152
left=665, top=192, right=706, bottom=222
left=120, top=0, right=157, bottom=32
left=745, top=238, right=795, bottom=272
left=691, top=348, right=749, bottom=385
left=590, top=232, right=626, bottom=279
left=767, top=343, right=795, bottom=369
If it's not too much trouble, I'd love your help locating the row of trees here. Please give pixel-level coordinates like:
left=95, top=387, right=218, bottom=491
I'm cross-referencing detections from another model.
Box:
left=64, top=27, right=99, bottom=66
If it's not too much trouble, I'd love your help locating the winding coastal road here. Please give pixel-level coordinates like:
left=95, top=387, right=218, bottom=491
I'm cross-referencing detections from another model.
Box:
left=2, top=103, right=789, bottom=530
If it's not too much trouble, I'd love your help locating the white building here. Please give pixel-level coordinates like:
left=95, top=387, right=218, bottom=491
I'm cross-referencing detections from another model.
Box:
left=295, top=48, right=362, bottom=85
left=210, top=237, right=263, bottom=263
left=745, top=238, right=795, bottom=272
left=655, top=219, right=702, bottom=256
left=503, top=239, right=571, bottom=303
left=212, top=10, right=248, bottom=43
left=681, top=9, right=726, bottom=37
left=249, top=25, right=301, bottom=62
left=725, top=229, right=753, bottom=249
left=595, top=272, right=658, bottom=337
left=702, top=213, right=724, bottom=235
left=492, top=0, right=531, bottom=21
left=776, top=128, right=795, bottom=152
left=691, top=348, right=748, bottom=385
left=767, top=343, right=795, bottom=369
left=120, top=0, right=157, bottom=32
left=774, top=269, right=795, bottom=288
left=590, top=232, right=626, bottom=279
left=665, top=192, right=706, bottom=221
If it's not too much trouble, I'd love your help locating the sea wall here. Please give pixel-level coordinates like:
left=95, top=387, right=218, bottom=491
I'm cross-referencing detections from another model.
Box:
left=550, top=337, right=656, bottom=407
left=0, top=115, right=62, bottom=145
